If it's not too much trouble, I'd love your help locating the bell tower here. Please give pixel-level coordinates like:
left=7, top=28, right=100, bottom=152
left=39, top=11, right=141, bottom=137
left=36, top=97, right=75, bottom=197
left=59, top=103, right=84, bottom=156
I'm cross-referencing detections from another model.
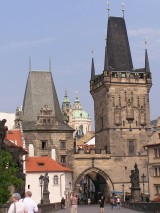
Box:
left=90, top=16, right=152, bottom=156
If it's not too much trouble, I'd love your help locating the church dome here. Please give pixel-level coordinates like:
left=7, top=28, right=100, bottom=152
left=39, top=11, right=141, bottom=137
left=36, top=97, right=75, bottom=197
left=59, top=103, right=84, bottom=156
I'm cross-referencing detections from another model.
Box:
left=72, top=109, right=90, bottom=119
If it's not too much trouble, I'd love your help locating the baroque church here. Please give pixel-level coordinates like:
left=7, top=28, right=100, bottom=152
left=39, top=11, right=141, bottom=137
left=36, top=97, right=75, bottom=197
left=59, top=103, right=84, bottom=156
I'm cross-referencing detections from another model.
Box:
left=62, top=90, right=92, bottom=138
left=14, top=8, right=152, bottom=203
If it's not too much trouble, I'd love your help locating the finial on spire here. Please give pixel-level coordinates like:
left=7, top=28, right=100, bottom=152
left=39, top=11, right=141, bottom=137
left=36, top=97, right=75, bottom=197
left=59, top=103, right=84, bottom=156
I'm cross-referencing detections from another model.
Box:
left=107, top=1, right=110, bottom=17
left=145, top=36, right=148, bottom=49
left=122, top=0, right=125, bottom=18
left=49, top=58, right=51, bottom=72
left=29, top=56, right=31, bottom=72
left=91, top=50, right=94, bottom=58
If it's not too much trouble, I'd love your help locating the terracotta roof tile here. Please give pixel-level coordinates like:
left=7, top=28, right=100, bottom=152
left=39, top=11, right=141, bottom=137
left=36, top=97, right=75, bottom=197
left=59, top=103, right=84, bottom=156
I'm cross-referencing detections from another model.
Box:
left=26, top=156, right=73, bottom=173
left=6, top=129, right=23, bottom=147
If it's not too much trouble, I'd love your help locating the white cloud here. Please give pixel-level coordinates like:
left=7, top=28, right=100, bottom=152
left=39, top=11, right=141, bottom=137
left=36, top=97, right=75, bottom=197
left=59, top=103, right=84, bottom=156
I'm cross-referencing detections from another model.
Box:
left=128, top=27, right=160, bottom=37
left=0, top=37, right=56, bottom=52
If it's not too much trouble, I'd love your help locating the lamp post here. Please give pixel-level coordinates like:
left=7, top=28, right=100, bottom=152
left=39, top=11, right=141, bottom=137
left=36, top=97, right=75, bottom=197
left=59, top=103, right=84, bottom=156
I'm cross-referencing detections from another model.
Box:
left=39, top=175, right=44, bottom=204
left=141, top=173, right=146, bottom=202
left=122, top=184, right=125, bottom=201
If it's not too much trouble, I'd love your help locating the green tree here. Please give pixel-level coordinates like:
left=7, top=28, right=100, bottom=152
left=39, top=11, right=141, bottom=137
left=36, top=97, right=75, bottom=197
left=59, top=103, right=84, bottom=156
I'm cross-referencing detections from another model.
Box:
left=0, top=150, right=23, bottom=207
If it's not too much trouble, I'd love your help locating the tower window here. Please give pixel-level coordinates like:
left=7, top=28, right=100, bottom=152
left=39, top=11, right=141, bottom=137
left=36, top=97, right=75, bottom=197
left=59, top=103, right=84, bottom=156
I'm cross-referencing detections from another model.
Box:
left=154, top=167, right=160, bottom=177
left=61, top=155, right=66, bottom=166
left=60, top=140, right=66, bottom=149
left=41, top=140, right=47, bottom=150
left=128, top=140, right=135, bottom=155
left=154, top=148, right=160, bottom=158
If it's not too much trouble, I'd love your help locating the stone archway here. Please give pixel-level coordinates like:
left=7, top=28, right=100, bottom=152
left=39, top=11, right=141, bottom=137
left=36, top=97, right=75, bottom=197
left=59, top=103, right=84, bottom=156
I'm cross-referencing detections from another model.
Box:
left=74, top=167, right=114, bottom=204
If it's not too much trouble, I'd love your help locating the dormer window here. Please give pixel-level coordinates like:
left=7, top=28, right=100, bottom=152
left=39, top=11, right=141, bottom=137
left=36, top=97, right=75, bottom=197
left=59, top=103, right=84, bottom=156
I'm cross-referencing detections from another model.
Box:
left=37, top=162, right=45, bottom=166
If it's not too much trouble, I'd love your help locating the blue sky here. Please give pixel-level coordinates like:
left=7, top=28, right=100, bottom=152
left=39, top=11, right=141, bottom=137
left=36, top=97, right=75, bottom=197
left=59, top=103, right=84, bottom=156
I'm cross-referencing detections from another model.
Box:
left=0, top=0, right=160, bottom=129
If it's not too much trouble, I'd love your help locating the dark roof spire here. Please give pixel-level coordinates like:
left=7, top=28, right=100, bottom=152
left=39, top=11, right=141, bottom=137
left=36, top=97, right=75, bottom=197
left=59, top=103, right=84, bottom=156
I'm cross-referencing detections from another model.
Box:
left=105, top=16, right=133, bottom=71
left=145, top=48, right=150, bottom=73
left=144, top=37, right=150, bottom=73
left=91, top=51, right=95, bottom=80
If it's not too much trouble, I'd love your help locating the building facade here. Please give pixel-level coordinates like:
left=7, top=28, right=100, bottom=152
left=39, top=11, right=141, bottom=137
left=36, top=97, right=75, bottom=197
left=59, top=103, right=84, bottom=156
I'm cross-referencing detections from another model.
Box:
left=145, top=118, right=160, bottom=200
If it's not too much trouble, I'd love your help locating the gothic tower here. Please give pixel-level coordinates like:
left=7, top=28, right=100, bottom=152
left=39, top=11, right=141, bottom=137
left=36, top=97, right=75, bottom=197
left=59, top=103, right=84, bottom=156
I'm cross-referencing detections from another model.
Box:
left=21, top=71, right=74, bottom=168
left=90, top=16, right=152, bottom=156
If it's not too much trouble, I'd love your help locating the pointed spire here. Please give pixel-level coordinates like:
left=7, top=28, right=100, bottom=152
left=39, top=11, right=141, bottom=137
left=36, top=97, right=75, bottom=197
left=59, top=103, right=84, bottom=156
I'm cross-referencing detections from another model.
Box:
left=122, top=0, right=125, bottom=18
left=29, top=56, right=31, bottom=72
left=107, top=1, right=110, bottom=18
left=73, top=91, right=82, bottom=110
left=63, top=90, right=70, bottom=103
left=104, top=36, right=109, bottom=71
left=75, top=91, right=79, bottom=102
left=145, top=37, right=150, bottom=73
left=91, top=50, right=95, bottom=80
left=49, top=58, right=52, bottom=72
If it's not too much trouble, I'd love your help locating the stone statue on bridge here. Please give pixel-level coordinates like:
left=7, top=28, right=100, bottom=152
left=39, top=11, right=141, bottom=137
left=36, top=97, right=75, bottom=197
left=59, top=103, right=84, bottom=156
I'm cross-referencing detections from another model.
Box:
left=130, top=162, right=141, bottom=202
left=43, top=172, right=50, bottom=204
left=130, top=162, right=140, bottom=188
left=0, top=119, right=8, bottom=150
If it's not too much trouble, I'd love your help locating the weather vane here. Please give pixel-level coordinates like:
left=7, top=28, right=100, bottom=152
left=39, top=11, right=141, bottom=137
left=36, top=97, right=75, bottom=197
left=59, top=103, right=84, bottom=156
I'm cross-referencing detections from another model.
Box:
left=107, top=1, right=110, bottom=17
left=122, top=0, right=125, bottom=17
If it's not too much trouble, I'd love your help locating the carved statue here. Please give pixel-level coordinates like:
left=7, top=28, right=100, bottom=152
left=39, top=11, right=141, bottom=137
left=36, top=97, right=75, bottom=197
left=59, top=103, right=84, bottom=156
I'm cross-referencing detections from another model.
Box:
left=130, top=163, right=140, bottom=188
left=43, top=172, right=49, bottom=192
left=0, top=119, right=8, bottom=150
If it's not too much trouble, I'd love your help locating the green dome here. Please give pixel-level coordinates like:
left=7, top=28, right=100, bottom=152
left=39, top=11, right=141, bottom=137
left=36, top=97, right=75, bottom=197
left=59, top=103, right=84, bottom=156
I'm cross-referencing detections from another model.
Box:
left=72, top=109, right=90, bottom=119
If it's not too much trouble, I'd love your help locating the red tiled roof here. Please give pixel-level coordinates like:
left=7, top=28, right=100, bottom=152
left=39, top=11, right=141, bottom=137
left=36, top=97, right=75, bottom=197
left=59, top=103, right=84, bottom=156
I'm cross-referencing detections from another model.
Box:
left=6, top=129, right=23, bottom=147
left=26, top=156, right=73, bottom=173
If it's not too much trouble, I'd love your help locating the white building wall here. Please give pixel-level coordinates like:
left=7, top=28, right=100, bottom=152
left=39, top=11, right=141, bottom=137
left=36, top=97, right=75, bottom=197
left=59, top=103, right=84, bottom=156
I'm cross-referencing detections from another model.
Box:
left=0, top=112, right=15, bottom=130
left=25, top=172, right=72, bottom=204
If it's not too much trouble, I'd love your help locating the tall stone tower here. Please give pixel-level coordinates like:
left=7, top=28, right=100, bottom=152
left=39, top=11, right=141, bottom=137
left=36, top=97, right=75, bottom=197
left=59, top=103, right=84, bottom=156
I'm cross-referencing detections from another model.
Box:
left=90, top=16, right=152, bottom=156
left=20, top=71, right=74, bottom=168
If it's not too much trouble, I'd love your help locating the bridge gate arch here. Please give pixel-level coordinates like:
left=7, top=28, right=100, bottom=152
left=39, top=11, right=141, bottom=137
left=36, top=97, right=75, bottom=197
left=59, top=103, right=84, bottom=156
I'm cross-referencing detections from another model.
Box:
left=74, top=167, right=113, bottom=204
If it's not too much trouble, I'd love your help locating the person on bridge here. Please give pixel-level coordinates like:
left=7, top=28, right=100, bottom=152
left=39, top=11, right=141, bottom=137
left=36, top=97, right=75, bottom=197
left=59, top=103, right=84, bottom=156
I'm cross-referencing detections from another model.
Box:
left=21, top=191, right=38, bottom=213
left=70, top=192, right=78, bottom=213
left=99, top=195, right=105, bottom=213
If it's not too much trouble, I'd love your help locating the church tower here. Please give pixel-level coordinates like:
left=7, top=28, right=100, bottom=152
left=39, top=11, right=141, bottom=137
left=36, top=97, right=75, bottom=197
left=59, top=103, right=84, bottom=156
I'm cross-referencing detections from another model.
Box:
left=21, top=71, right=74, bottom=168
left=90, top=16, right=152, bottom=156
left=62, top=91, right=92, bottom=137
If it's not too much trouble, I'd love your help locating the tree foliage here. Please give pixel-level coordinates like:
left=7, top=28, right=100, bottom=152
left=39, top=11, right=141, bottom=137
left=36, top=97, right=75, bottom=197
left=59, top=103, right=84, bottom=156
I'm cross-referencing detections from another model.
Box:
left=0, top=150, right=23, bottom=206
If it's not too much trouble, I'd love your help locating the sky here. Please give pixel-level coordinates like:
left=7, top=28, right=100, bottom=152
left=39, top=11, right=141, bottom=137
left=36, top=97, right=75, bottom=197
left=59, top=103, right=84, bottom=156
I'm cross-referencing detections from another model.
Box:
left=0, top=0, right=160, bottom=129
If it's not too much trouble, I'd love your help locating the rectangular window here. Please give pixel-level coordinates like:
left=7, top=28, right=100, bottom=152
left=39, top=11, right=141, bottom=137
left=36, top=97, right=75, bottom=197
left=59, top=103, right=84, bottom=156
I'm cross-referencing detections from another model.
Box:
left=154, top=148, right=160, bottom=158
left=41, top=140, right=47, bottom=150
left=128, top=140, right=135, bottom=155
left=60, top=140, right=66, bottom=150
left=61, top=156, right=66, bottom=166
left=155, top=185, right=160, bottom=195
left=154, top=167, right=160, bottom=177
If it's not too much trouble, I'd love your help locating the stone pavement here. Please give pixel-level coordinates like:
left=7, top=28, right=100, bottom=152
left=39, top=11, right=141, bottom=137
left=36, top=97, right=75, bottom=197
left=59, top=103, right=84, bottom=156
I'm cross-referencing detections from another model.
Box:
left=55, top=204, right=143, bottom=213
